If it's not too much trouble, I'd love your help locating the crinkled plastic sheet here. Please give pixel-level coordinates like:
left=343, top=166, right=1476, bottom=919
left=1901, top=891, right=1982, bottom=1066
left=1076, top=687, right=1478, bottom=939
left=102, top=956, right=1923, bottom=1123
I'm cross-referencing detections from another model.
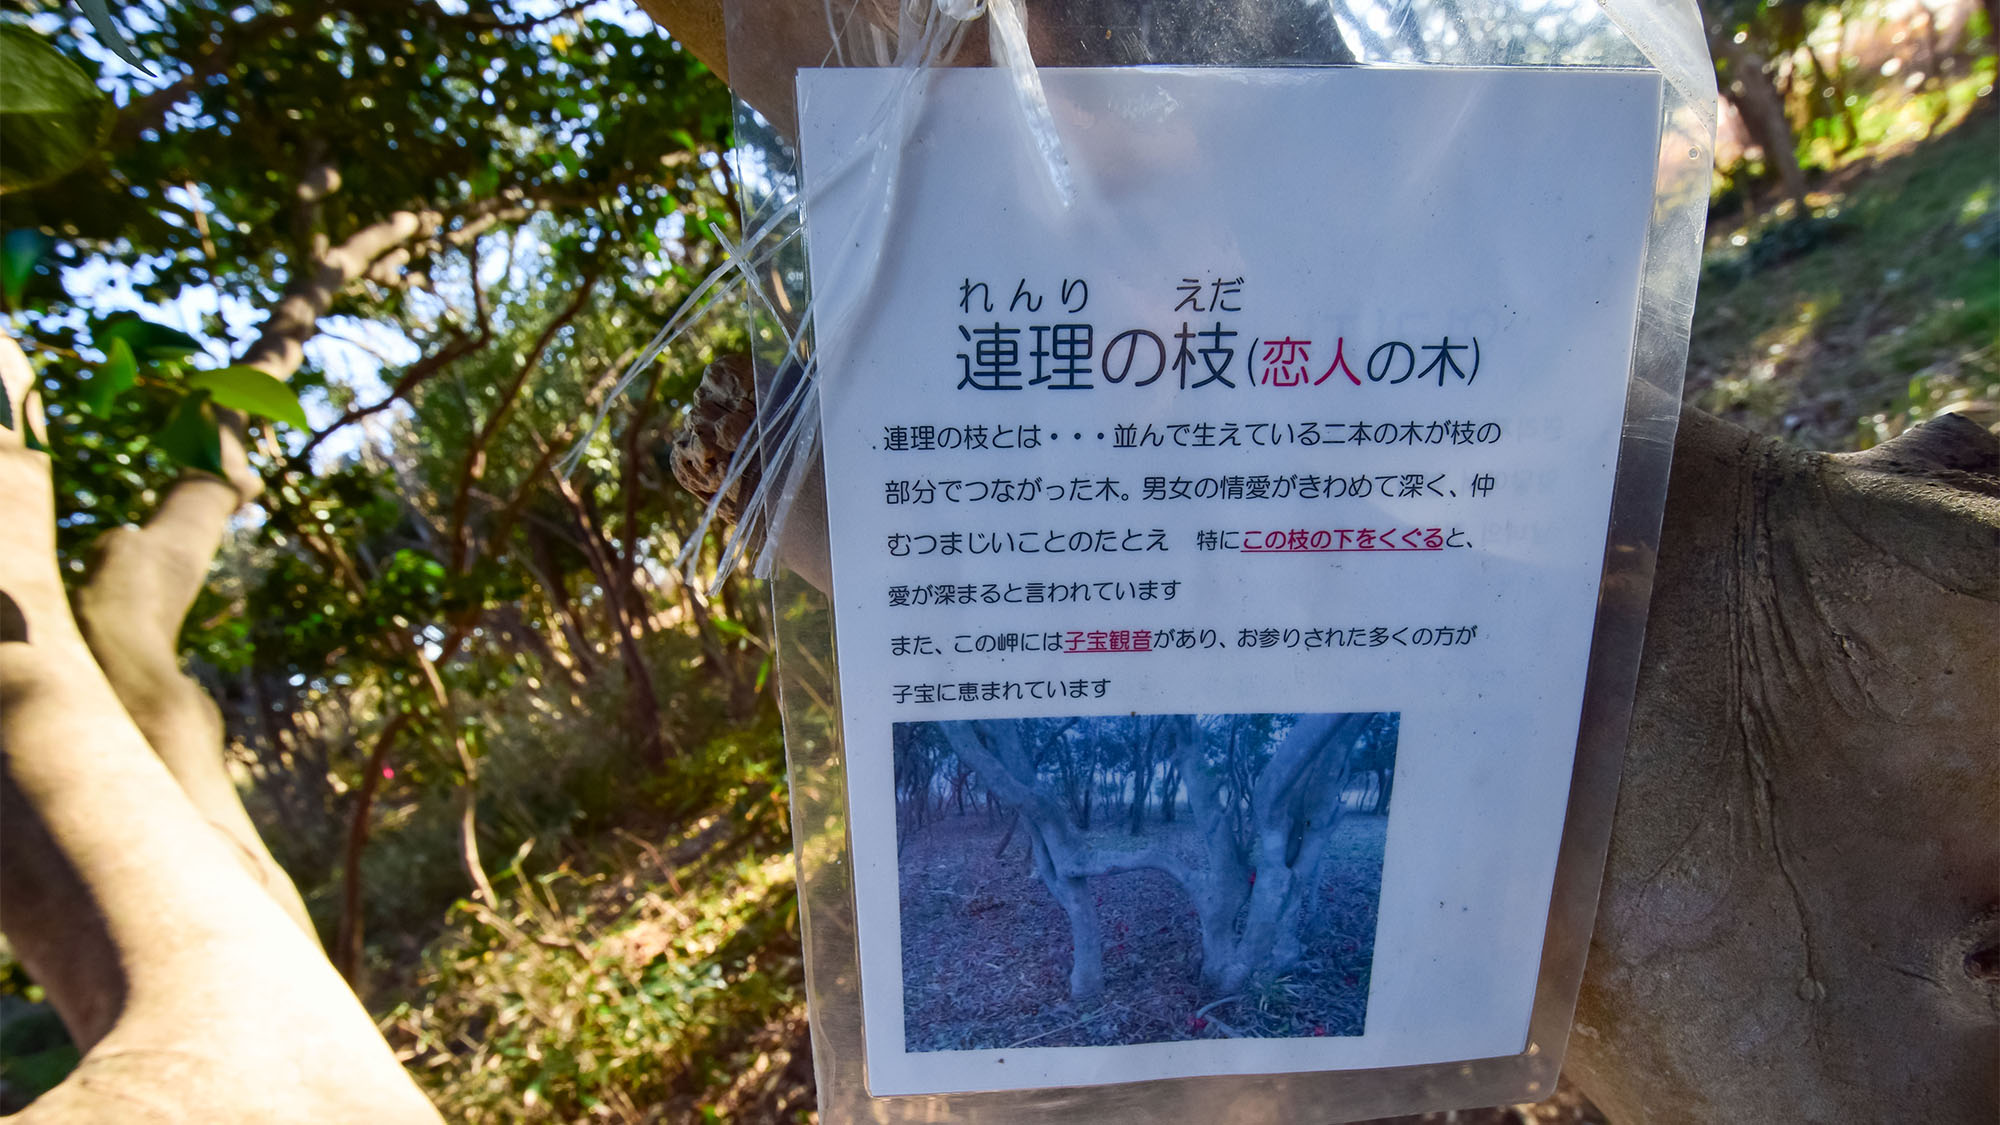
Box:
left=715, top=1, right=1714, bottom=1120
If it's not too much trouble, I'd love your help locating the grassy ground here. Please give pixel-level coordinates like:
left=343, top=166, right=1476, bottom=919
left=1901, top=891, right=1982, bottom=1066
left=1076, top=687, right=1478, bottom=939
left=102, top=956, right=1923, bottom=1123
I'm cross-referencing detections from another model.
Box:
left=1690, top=87, right=1999, bottom=451
left=897, top=813, right=1388, bottom=1052
left=378, top=724, right=817, bottom=1125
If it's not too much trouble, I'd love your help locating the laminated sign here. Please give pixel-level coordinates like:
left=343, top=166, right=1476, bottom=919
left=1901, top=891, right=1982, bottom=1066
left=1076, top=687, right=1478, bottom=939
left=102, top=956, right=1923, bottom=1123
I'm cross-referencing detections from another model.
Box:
left=746, top=5, right=1714, bottom=1119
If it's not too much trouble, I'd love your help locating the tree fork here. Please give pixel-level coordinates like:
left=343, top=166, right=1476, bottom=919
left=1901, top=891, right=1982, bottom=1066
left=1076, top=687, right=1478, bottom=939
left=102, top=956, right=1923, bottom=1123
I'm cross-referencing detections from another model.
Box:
left=1, top=339, right=442, bottom=1123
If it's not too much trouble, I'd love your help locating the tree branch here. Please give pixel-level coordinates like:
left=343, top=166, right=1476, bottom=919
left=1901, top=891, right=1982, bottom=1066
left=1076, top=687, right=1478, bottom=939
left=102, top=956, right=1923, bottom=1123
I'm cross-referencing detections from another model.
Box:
left=240, top=193, right=438, bottom=391
left=1, top=336, right=442, bottom=1121
left=414, top=652, right=496, bottom=911
left=69, top=169, right=444, bottom=939
left=333, top=711, right=412, bottom=983
left=1248, top=713, right=1364, bottom=828
left=73, top=469, right=319, bottom=938
left=291, top=322, right=493, bottom=464
left=446, top=274, right=598, bottom=571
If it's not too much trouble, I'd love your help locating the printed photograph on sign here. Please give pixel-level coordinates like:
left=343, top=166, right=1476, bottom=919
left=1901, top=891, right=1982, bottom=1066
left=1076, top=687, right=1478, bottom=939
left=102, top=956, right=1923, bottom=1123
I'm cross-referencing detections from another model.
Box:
left=894, top=711, right=1398, bottom=1051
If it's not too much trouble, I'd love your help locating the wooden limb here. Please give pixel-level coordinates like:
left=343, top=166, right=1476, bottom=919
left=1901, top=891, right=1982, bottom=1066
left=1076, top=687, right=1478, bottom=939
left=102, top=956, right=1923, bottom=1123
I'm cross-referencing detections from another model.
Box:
left=447, top=274, right=598, bottom=571
left=292, top=326, right=492, bottom=463
left=521, top=540, right=600, bottom=676
left=1568, top=407, right=1999, bottom=1123
left=71, top=464, right=318, bottom=939
left=1709, top=27, right=1810, bottom=213
left=239, top=193, right=437, bottom=386
left=1026, top=831, right=1105, bottom=1001
left=59, top=170, right=449, bottom=943
left=936, top=720, right=1074, bottom=846
left=547, top=463, right=668, bottom=760
left=1247, top=713, right=1363, bottom=822
left=414, top=653, right=496, bottom=911
left=992, top=811, right=1022, bottom=858
left=1056, top=844, right=1197, bottom=894
left=1, top=338, right=441, bottom=1122
left=333, top=712, right=413, bottom=984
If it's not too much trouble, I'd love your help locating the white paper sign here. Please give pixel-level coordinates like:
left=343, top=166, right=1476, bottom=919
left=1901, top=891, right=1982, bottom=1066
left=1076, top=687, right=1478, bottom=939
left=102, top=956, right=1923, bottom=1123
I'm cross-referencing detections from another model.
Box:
left=797, top=65, right=1663, bottom=1097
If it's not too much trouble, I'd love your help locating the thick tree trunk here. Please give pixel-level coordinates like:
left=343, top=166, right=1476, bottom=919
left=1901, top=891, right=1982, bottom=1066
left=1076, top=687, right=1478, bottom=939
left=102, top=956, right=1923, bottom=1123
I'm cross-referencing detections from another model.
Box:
left=1173, top=714, right=1363, bottom=995
left=72, top=472, right=318, bottom=939
left=1028, top=832, right=1106, bottom=1001
left=1709, top=28, right=1810, bottom=213
left=53, top=189, right=439, bottom=949
left=1567, top=407, right=1999, bottom=1123
left=0, top=179, right=451, bottom=1117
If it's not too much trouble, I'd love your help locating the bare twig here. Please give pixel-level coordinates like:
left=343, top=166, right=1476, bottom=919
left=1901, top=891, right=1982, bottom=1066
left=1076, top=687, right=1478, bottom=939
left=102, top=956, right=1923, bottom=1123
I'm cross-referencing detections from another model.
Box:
left=1003, top=1007, right=1107, bottom=1049
left=446, top=273, right=599, bottom=570
left=1193, top=994, right=1243, bottom=1019
left=290, top=327, right=490, bottom=464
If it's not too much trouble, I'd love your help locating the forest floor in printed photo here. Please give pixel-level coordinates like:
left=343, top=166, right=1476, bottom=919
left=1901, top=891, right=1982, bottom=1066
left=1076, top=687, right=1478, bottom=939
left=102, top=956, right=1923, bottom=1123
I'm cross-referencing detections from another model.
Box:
left=898, top=812, right=1389, bottom=1052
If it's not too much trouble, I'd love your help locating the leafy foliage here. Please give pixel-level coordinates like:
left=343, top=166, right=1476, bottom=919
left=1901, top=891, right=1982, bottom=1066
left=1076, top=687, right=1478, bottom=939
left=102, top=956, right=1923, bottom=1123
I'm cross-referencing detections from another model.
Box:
left=188, top=366, right=309, bottom=428
left=2, top=230, right=54, bottom=310
left=0, top=25, right=110, bottom=195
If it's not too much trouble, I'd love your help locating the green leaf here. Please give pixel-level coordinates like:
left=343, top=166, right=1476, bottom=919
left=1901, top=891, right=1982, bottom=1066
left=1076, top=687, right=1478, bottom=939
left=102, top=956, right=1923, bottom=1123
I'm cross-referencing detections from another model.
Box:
left=187, top=366, right=308, bottom=429
left=156, top=391, right=223, bottom=473
left=83, top=336, right=138, bottom=414
left=95, top=314, right=201, bottom=362
left=2, top=229, right=51, bottom=307
left=0, top=1041, right=79, bottom=1099
left=73, top=0, right=153, bottom=75
left=0, top=26, right=113, bottom=195
left=0, top=379, right=13, bottom=431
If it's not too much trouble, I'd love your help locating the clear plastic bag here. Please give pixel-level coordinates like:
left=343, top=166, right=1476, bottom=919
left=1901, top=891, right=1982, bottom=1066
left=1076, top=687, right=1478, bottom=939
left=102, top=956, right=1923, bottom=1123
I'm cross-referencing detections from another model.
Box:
left=719, top=2, right=1714, bottom=1119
